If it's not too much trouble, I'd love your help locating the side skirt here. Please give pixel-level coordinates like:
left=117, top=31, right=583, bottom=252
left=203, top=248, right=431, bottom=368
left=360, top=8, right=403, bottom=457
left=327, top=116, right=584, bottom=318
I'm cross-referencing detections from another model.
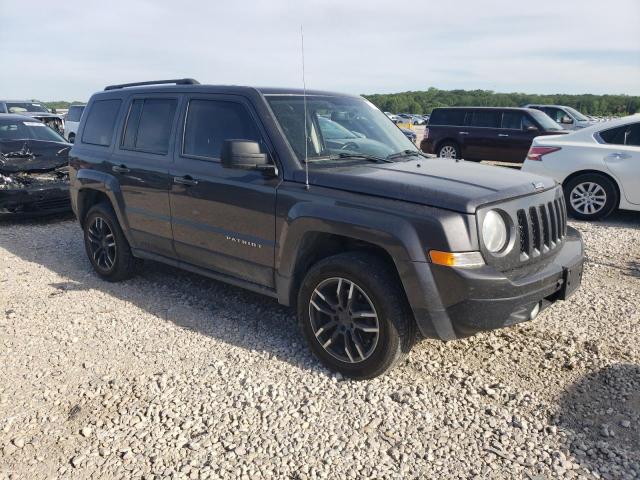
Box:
left=131, top=248, right=279, bottom=300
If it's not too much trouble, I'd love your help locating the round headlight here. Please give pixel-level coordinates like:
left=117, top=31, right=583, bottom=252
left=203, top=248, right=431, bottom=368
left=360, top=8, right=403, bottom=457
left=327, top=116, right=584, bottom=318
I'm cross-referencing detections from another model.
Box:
left=482, top=210, right=508, bottom=253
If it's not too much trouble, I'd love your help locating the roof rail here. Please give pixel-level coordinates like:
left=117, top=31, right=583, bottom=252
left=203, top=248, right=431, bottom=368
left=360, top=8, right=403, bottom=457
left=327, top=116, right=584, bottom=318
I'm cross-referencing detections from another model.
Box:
left=104, top=78, right=200, bottom=91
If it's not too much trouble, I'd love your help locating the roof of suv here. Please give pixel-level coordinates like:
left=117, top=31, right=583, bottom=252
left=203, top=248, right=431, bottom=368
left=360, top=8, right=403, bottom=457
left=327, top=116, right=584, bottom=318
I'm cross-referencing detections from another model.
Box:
left=92, top=84, right=359, bottom=99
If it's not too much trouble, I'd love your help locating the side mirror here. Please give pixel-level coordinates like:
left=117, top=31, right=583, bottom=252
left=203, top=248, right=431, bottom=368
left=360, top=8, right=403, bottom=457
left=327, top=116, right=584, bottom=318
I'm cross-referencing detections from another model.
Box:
left=526, top=125, right=539, bottom=132
left=561, top=115, right=573, bottom=124
left=221, top=140, right=276, bottom=174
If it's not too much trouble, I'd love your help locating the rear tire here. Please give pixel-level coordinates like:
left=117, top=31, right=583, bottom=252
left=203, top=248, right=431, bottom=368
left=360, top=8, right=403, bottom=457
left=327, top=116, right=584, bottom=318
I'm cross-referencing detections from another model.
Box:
left=297, top=252, right=416, bottom=379
left=83, top=203, right=137, bottom=281
left=437, top=141, right=459, bottom=159
left=564, top=173, right=618, bottom=220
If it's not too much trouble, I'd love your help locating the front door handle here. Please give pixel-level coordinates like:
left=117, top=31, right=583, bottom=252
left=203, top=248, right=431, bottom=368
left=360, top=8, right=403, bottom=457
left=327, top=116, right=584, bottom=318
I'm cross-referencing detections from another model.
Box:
left=605, top=152, right=630, bottom=160
left=173, top=175, right=199, bottom=186
left=458, top=131, right=469, bottom=135
left=112, top=164, right=130, bottom=173
left=498, top=134, right=509, bottom=137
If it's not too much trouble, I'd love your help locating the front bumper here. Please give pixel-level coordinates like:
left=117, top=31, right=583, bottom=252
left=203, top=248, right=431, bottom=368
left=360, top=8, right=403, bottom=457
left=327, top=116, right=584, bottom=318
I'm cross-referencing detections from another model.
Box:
left=403, top=226, right=584, bottom=340
left=0, top=183, right=70, bottom=216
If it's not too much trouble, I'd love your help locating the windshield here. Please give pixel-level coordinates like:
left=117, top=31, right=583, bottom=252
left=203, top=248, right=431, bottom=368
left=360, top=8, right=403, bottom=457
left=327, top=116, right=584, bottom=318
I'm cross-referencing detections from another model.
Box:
left=0, top=119, right=66, bottom=142
left=529, top=110, right=564, bottom=131
left=565, top=106, right=589, bottom=122
left=5, top=102, right=50, bottom=114
left=266, top=95, right=418, bottom=163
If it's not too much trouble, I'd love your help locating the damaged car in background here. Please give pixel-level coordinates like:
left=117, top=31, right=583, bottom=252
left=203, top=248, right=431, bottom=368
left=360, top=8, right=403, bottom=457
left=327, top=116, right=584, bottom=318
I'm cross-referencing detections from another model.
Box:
left=0, top=114, right=71, bottom=216
left=0, top=100, right=65, bottom=134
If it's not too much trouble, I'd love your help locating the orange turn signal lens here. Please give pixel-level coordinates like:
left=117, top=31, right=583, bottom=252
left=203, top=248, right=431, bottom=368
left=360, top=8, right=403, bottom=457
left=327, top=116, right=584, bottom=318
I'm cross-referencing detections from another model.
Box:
left=429, top=250, right=485, bottom=267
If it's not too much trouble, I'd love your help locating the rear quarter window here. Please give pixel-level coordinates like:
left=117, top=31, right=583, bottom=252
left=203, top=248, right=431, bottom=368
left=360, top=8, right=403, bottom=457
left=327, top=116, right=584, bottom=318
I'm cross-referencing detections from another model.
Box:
left=66, top=106, right=85, bottom=123
left=82, top=99, right=122, bottom=146
left=429, top=109, right=466, bottom=126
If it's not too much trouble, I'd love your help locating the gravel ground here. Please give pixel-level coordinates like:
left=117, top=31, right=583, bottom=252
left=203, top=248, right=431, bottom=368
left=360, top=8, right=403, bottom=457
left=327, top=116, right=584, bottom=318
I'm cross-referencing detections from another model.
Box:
left=0, top=212, right=638, bottom=479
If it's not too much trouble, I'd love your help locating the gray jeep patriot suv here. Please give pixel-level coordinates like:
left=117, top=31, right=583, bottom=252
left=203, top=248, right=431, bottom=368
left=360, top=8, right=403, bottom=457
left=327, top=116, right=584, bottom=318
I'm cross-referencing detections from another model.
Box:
left=69, top=79, right=584, bottom=379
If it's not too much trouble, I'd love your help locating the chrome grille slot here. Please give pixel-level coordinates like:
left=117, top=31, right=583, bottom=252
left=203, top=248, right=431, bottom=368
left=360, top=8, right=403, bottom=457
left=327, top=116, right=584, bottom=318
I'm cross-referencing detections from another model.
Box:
left=546, top=202, right=557, bottom=245
left=529, top=206, right=541, bottom=256
left=517, top=209, right=529, bottom=259
left=540, top=205, right=551, bottom=250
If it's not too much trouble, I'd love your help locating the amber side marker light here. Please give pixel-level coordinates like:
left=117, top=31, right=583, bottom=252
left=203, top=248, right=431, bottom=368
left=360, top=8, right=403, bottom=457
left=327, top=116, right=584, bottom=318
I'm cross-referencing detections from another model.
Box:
left=429, top=250, right=485, bottom=267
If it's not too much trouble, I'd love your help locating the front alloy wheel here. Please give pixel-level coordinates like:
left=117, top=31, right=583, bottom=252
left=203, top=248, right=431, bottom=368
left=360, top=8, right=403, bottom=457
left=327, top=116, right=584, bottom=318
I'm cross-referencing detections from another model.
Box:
left=309, top=277, right=380, bottom=363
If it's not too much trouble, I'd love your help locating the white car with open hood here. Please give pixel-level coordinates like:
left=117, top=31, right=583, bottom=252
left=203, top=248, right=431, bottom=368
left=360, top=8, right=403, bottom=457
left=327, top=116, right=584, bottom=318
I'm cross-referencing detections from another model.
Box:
left=522, top=115, right=640, bottom=220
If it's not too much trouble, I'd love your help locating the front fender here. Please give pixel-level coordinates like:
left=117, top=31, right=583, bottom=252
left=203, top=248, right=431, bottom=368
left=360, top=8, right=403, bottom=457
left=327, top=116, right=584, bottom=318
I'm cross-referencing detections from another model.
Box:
left=274, top=200, right=426, bottom=307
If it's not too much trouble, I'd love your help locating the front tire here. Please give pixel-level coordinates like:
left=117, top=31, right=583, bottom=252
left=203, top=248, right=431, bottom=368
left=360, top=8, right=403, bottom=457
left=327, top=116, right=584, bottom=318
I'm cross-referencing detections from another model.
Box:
left=297, top=252, right=416, bottom=379
left=83, top=203, right=137, bottom=281
left=564, top=173, right=618, bottom=220
left=437, top=142, right=459, bottom=159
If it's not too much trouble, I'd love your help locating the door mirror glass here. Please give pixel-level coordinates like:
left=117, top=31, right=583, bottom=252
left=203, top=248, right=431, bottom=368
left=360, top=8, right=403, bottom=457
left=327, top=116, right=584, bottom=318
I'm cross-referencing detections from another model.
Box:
left=221, top=140, right=270, bottom=170
left=526, top=125, right=539, bottom=132
left=561, top=115, right=573, bottom=124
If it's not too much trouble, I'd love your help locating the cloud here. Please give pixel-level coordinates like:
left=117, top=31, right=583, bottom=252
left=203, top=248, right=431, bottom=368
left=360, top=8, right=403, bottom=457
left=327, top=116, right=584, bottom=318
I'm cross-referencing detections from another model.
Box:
left=0, top=0, right=638, bottom=100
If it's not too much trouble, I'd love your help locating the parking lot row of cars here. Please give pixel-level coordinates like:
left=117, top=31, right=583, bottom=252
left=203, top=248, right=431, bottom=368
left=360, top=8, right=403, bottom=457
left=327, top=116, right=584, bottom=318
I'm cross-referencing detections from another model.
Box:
left=1, top=92, right=638, bottom=222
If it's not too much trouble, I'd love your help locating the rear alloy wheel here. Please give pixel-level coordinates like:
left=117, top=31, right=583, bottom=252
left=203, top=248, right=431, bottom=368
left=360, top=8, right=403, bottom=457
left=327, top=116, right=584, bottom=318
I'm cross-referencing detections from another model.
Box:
left=298, top=252, right=416, bottom=379
left=83, top=203, right=138, bottom=281
left=87, top=216, right=117, bottom=272
left=437, top=142, right=459, bottom=159
left=564, top=173, right=618, bottom=220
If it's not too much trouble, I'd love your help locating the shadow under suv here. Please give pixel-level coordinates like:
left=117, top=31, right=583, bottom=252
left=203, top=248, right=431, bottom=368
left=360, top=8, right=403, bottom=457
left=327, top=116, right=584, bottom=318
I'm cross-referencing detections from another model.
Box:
left=69, top=79, right=584, bottom=379
left=421, top=107, right=566, bottom=162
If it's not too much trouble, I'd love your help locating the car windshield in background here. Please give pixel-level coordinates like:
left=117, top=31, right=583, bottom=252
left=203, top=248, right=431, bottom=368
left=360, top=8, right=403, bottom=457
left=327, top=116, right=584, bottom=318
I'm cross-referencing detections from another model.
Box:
left=266, top=95, right=418, bottom=163
left=529, top=110, right=564, bottom=131
left=565, top=106, right=589, bottom=122
left=5, top=102, right=50, bottom=114
left=0, top=119, right=66, bottom=143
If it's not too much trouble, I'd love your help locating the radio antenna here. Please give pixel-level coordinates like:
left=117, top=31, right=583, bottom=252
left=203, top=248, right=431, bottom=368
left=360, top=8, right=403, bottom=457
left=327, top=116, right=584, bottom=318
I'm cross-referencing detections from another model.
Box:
left=301, top=25, right=310, bottom=190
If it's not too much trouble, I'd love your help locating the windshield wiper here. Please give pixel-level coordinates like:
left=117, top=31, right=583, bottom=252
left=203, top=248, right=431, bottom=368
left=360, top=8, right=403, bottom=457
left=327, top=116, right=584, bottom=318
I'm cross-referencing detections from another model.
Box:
left=386, top=149, right=428, bottom=161
left=330, top=153, right=394, bottom=163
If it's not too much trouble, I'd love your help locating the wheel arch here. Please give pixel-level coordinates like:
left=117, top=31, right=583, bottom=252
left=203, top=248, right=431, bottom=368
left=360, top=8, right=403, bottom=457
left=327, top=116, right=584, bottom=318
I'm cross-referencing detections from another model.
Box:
left=434, top=137, right=460, bottom=155
left=562, top=169, right=622, bottom=208
left=74, top=169, right=133, bottom=244
left=274, top=206, right=425, bottom=307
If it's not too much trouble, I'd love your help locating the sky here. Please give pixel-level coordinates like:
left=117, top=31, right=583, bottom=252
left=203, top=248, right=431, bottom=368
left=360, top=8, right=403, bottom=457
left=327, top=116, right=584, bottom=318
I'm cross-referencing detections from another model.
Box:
left=1, top=0, right=639, bottom=101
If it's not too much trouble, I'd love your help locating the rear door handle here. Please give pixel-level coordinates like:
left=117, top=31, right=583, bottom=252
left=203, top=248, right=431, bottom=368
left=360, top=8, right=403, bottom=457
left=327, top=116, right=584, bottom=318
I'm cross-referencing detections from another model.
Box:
left=173, top=175, right=199, bottom=186
left=112, top=164, right=130, bottom=173
left=606, top=152, right=630, bottom=160
left=498, top=134, right=509, bottom=137
left=458, top=131, right=469, bottom=135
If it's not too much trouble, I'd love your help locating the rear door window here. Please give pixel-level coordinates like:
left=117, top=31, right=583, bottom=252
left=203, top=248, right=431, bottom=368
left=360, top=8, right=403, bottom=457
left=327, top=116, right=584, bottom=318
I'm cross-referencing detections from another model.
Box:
left=429, top=109, right=467, bottom=126
left=82, top=99, right=122, bottom=146
left=182, top=99, right=262, bottom=160
left=121, top=98, right=178, bottom=154
left=470, top=111, right=500, bottom=128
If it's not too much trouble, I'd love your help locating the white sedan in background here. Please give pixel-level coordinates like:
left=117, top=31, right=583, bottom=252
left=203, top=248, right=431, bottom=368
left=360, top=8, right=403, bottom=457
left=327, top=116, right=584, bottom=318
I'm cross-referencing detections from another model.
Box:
left=522, top=115, right=640, bottom=220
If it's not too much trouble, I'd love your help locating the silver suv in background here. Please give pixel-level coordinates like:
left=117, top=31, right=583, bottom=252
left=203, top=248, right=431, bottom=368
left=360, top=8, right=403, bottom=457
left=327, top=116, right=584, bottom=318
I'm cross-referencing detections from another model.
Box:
left=63, top=104, right=86, bottom=143
left=524, top=104, right=594, bottom=130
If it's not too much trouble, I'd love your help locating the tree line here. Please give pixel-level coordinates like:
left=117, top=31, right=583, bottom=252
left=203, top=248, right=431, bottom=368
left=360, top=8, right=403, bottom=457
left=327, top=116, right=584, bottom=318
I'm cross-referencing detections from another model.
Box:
left=363, top=88, right=639, bottom=116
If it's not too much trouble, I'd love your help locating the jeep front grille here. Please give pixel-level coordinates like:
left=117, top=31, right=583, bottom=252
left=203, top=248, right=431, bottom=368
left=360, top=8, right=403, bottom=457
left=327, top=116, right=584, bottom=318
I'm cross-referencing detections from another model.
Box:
left=516, top=195, right=567, bottom=261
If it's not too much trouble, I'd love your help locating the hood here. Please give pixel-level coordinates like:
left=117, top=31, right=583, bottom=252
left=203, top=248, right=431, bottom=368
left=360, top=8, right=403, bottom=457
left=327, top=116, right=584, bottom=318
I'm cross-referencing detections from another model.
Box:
left=0, top=140, right=70, bottom=174
left=17, top=112, right=63, bottom=120
left=298, top=158, right=556, bottom=214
